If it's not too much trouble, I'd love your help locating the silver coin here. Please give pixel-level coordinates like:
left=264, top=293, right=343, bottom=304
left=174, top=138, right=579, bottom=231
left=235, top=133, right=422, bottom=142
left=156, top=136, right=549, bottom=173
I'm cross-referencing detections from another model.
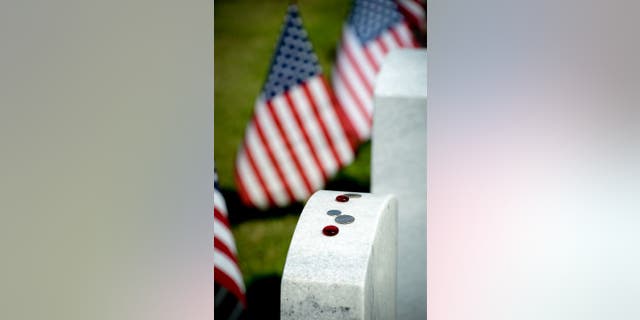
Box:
left=343, top=193, right=362, bottom=198
left=335, top=215, right=355, bottom=224
left=327, top=209, right=342, bottom=216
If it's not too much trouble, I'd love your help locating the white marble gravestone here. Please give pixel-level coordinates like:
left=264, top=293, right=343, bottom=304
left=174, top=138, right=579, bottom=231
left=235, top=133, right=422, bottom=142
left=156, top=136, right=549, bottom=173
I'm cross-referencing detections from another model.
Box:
left=372, top=49, right=427, bottom=320
left=281, top=191, right=397, bottom=320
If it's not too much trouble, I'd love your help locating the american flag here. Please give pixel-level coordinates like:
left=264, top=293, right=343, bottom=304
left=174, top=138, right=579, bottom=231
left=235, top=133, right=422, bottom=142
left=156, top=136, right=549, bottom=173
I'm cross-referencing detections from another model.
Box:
left=214, top=169, right=247, bottom=319
left=396, top=0, right=427, bottom=35
left=333, top=0, right=420, bottom=141
left=235, top=4, right=358, bottom=209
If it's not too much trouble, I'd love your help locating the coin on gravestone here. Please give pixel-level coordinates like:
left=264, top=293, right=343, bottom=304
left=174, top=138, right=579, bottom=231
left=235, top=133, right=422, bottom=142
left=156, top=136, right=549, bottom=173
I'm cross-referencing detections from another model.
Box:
left=335, top=215, right=355, bottom=224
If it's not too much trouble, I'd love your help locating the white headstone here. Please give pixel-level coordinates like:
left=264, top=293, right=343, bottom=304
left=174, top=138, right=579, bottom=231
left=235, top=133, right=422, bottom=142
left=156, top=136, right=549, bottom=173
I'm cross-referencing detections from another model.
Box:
left=281, top=190, right=397, bottom=320
left=372, top=49, right=427, bottom=319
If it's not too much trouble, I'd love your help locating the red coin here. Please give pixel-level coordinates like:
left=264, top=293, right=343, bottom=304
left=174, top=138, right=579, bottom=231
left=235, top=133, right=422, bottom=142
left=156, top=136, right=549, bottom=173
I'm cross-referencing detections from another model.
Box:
left=335, top=195, right=349, bottom=202
left=322, top=225, right=339, bottom=236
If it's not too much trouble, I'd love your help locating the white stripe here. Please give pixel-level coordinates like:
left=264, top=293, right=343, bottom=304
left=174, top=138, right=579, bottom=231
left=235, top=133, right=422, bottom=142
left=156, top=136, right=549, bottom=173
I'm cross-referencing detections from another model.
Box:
left=214, top=216, right=237, bottom=254
left=272, top=94, right=324, bottom=191
left=336, top=53, right=373, bottom=112
left=289, top=85, right=339, bottom=177
left=380, top=31, right=400, bottom=52
left=343, top=27, right=376, bottom=84
left=331, top=71, right=370, bottom=140
left=246, top=123, right=289, bottom=206
left=255, top=101, right=308, bottom=201
left=214, top=248, right=246, bottom=292
left=213, top=189, right=227, bottom=216
left=394, top=23, right=415, bottom=47
left=366, top=40, right=385, bottom=68
left=236, top=150, right=268, bottom=208
left=309, top=77, right=356, bottom=163
left=398, top=0, right=425, bottom=20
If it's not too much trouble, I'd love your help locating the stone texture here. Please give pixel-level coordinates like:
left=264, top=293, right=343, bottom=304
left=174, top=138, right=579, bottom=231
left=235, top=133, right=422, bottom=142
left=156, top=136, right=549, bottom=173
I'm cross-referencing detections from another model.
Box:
left=281, top=190, right=397, bottom=320
left=372, top=49, right=427, bottom=320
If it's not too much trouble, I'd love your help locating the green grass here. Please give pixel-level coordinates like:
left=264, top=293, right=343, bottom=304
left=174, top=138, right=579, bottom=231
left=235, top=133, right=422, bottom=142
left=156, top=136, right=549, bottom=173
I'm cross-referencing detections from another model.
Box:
left=214, top=0, right=371, bottom=291
left=232, top=215, right=300, bottom=285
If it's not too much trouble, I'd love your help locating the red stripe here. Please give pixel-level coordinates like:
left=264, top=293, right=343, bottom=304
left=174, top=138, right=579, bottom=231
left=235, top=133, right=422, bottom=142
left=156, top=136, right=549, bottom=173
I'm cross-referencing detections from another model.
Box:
left=252, top=117, right=297, bottom=204
left=376, top=37, right=389, bottom=55
left=397, top=2, right=423, bottom=30
left=241, top=140, right=278, bottom=207
left=301, top=84, right=343, bottom=170
left=233, top=166, right=253, bottom=207
left=265, top=100, right=314, bottom=196
left=363, top=47, right=380, bottom=72
left=401, top=21, right=420, bottom=47
left=335, top=65, right=372, bottom=127
left=319, top=77, right=359, bottom=152
left=214, top=238, right=239, bottom=265
left=390, top=27, right=405, bottom=47
left=214, top=267, right=246, bottom=306
left=283, top=89, right=328, bottom=182
left=341, top=41, right=374, bottom=95
left=214, top=208, right=231, bottom=230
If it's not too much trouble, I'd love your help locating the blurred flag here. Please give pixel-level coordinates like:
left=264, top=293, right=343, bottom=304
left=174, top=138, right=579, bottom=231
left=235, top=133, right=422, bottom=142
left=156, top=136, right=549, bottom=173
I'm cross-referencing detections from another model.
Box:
left=214, top=169, right=247, bottom=319
left=396, top=0, right=427, bottom=35
left=333, top=0, right=419, bottom=141
left=235, top=4, right=358, bottom=209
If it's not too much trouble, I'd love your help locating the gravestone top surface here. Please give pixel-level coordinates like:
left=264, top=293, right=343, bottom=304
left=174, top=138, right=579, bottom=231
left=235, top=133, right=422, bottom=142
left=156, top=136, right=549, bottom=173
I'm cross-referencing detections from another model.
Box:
left=281, top=190, right=397, bottom=320
left=375, top=49, right=427, bottom=98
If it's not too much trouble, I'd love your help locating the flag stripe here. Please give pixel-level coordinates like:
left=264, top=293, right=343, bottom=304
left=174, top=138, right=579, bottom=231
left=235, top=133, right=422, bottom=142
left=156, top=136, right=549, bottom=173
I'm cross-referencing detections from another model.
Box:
left=214, top=169, right=246, bottom=314
left=257, top=101, right=309, bottom=201
left=283, top=90, right=328, bottom=184
left=289, top=85, right=339, bottom=176
left=332, top=72, right=371, bottom=140
left=245, top=124, right=290, bottom=206
left=381, top=30, right=401, bottom=51
left=214, top=248, right=245, bottom=292
left=214, top=216, right=238, bottom=254
left=395, top=22, right=417, bottom=47
left=300, top=82, right=345, bottom=171
left=213, top=192, right=228, bottom=217
left=236, top=149, right=270, bottom=208
left=233, top=164, right=254, bottom=207
left=338, top=45, right=373, bottom=96
left=274, top=94, right=325, bottom=190
left=264, top=100, right=314, bottom=198
left=377, top=36, right=390, bottom=54
left=214, top=208, right=231, bottom=230
left=310, top=77, right=358, bottom=164
left=343, top=27, right=376, bottom=85
left=365, top=40, right=386, bottom=68
left=320, top=77, right=359, bottom=153
left=214, top=237, right=239, bottom=266
left=214, top=260, right=246, bottom=305
left=336, top=52, right=374, bottom=119
left=362, top=46, right=381, bottom=73
left=252, top=105, right=299, bottom=202
left=396, top=0, right=426, bottom=31
left=242, top=141, right=278, bottom=207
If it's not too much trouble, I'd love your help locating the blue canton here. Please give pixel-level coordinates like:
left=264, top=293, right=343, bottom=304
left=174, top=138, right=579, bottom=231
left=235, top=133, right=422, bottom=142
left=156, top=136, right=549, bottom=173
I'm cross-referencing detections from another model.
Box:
left=348, top=0, right=403, bottom=44
left=262, top=5, right=322, bottom=100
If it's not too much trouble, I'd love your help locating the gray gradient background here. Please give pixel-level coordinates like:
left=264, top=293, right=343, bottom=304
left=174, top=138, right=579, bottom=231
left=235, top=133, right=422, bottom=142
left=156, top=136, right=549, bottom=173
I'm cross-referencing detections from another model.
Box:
left=1, top=1, right=212, bottom=319
left=428, top=1, right=640, bottom=319
left=2, top=0, right=640, bottom=319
